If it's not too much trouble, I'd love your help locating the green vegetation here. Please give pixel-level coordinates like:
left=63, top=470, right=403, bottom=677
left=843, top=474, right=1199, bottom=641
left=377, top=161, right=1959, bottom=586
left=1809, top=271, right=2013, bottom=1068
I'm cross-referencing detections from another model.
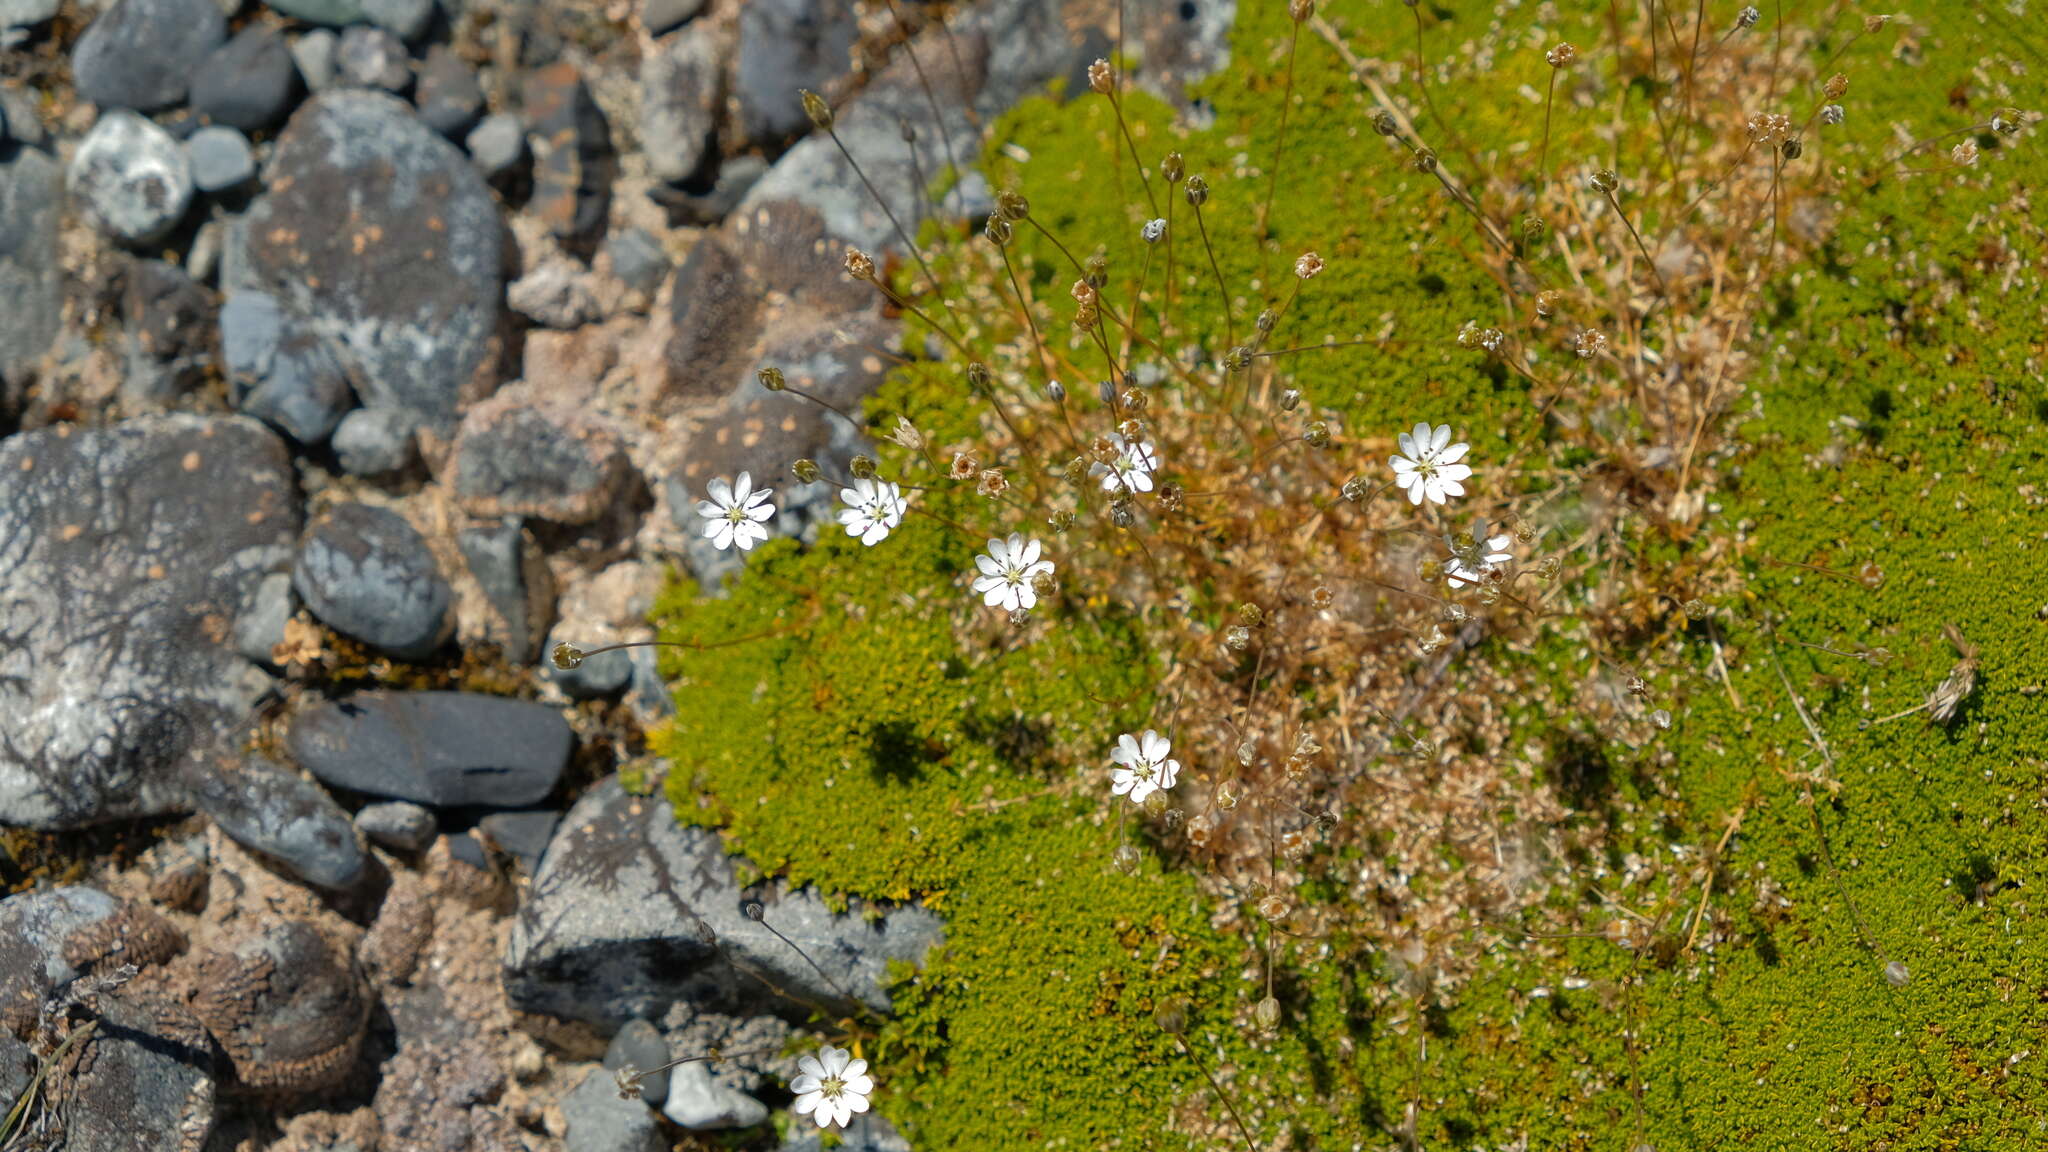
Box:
left=654, top=2, right=2044, bottom=1148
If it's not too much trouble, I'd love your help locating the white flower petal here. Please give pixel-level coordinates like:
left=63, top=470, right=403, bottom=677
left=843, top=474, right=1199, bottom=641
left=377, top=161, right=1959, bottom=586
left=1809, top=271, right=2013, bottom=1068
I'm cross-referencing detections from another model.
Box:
left=1158, top=759, right=1181, bottom=789
left=1117, top=733, right=1141, bottom=761
left=1439, top=462, right=1473, bottom=483
left=794, top=1090, right=821, bottom=1114
left=821, top=1048, right=850, bottom=1077
left=732, top=472, right=753, bottom=503
left=1437, top=478, right=1467, bottom=498
left=1140, top=730, right=1168, bottom=761
left=1019, top=539, right=1041, bottom=566
left=708, top=477, right=733, bottom=506
left=844, top=1074, right=873, bottom=1095
left=1398, top=431, right=1418, bottom=458
left=846, top=1093, right=870, bottom=1114
left=791, top=1074, right=821, bottom=1094
left=1438, top=442, right=1470, bottom=465
left=1430, top=423, right=1451, bottom=452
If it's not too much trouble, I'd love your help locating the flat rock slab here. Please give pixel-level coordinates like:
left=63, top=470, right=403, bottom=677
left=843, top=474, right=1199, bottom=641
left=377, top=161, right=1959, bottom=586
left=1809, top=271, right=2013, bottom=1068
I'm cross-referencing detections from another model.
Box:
left=503, top=778, right=942, bottom=1031
left=239, top=90, right=502, bottom=434
left=0, top=416, right=297, bottom=829
left=288, top=691, right=572, bottom=808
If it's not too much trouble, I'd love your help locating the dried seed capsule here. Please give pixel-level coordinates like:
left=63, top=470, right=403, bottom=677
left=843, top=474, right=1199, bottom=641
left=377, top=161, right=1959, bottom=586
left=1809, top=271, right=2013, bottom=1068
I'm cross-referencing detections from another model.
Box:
left=800, top=89, right=833, bottom=130
left=1185, top=175, right=1209, bottom=207
left=790, top=459, right=821, bottom=484
left=757, top=365, right=785, bottom=391
left=1161, top=151, right=1185, bottom=183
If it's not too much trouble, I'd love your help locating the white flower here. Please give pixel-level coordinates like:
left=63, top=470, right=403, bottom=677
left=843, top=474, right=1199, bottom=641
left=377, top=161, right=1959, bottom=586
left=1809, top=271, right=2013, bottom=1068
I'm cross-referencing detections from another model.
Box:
left=1445, top=519, right=1513, bottom=589
left=791, top=1046, right=873, bottom=1130
left=1141, top=218, right=1167, bottom=243
left=1090, top=433, right=1159, bottom=494
left=836, top=478, right=905, bottom=546
left=1110, top=730, right=1181, bottom=804
left=1387, top=422, right=1472, bottom=506
left=697, top=471, right=775, bottom=551
left=971, top=534, right=1053, bottom=612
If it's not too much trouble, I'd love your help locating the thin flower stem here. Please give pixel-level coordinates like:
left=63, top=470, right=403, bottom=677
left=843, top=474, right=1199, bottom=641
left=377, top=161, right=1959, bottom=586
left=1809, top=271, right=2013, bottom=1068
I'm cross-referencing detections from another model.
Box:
left=825, top=129, right=942, bottom=297
left=1257, top=19, right=1301, bottom=288
left=997, top=247, right=1055, bottom=382
left=1192, top=200, right=1236, bottom=347
left=1602, top=189, right=1672, bottom=303
left=1108, top=92, right=1162, bottom=217
left=882, top=0, right=967, bottom=214
left=1539, top=69, right=1558, bottom=176
left=1174, top=1033, right=1260, bottom=1152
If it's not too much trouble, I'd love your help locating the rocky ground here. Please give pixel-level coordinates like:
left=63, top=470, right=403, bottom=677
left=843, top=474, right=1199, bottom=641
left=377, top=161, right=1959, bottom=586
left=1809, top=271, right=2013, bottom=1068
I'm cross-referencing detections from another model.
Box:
left=0, top=0, right=1228, bottom=1148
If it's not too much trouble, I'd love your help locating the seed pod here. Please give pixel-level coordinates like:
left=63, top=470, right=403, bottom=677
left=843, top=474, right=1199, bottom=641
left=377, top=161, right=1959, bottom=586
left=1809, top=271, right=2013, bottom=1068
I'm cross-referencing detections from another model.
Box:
left=1119, top=388, right=1147, bottom=414
left=1255, top=997, right=1282, bottom=1029
left=1112, top=843, right=1140, bottom=874
left=1413, top=147, right=1438, bottom=172
left=757, top=365, right=786, bottom=391
left=1030, top=570, right=1059, bottom=599
left=984, top=214, right=1013, bottom=246
left=790, top=459, right=821, bottom=484
left=1372, top=109, right=1399, bottom=136
left=850, top=455, right=878, bottom=479
left=1884, top=961, right=1910, bottom=987
left=1156, top=483, right=1183, bottom=513
left=1591, top=168, right=1619, bottom=193
left=1141, top=790, right=1169, bottom=816
left=551, top=643, right=586, bottom=670
left=995, top=189, right=1030, bottom=221
left=800, top=89, right=833, bottom=130
left=1279, top=389, right=1300, bottom=412
left=1046, top=379, right=1066, bottom=403
left=1161, top=151, right=1186, bottom=183
left=1288, top=0, right=1312, bottom=20
left=1781, top=137, right=1803, bottom=160
left=1341, top=475, right=1369, bottom=502
left=1256, top=308, right=1277, bottom=334
left=1154, top=1001, right=1187, bottom=1035
left=968, top=362, right=994, bottom=389
left=1008, top=607, right=1032, bottom=629
left=1184, top=175, right=1209, bottom=207
left=843, top=248, right=876, bottom=280
left=743, top=901, right=764, bottom=921
left=1221, top=346, right=1253, bottom=372
left=1109, top=498, right=1137, bottom=528
left=1083, top=253, right=1109, bottom=289
left=1303, top=421, right=1331, bottom=448
left=1238, top=603, right=1264, bottom=627
left=1048, top=509, right=1076, bottom=532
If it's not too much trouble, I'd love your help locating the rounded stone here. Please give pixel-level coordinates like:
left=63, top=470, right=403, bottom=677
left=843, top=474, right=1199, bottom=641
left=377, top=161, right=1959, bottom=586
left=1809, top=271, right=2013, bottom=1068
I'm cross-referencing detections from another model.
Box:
left=186, top=125, right=257, bottom=193
left=356, top=799, right=436, bottom=851
left=68, top=110, right=193, bottom=247
left=191, top=24, right=301, bottom=132
left=331, top=407, right=419, bottom=476
left=71, top=0, right=225, bottom=112
left=292, top=503, right=451, bottom=659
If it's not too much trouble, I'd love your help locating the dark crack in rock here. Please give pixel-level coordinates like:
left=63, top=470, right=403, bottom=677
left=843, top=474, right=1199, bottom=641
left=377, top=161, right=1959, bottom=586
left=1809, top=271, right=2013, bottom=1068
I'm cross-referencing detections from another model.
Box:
left=503, top=777, right=942, bottom=1031
left=187, top=918, right=369, bottom=1096
left=0, top=416, right=298, bottom=829
left=240, top=90, right=503, bottom=434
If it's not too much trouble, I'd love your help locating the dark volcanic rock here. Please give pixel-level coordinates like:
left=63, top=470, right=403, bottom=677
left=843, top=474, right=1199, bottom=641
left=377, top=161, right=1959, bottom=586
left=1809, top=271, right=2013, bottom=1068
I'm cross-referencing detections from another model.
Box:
left=478, top=808, right=559, bottom=872
left=120, top=259, right=215, bottom=409
left=71, top=0, right=226, bottom=112
left=503, top=778, right=942, bottom=1030
left=292, top=503, right=451, bottom=658
left=523, top=62, right=612, bottom=243
left=735, top=0, right=857, bottom=143
left=0, top=416, right=298, bottom=828
left=186, top=126, right=258, bottom=193
left=330, top=407, right=418, bottom=476
left=240, top=90, right=502, bottom=434
left=189, top=918, right=370, bottom=1095
left=0, top=124, right=61, bottom=391
left=192, top=754, right=366, bottom=889
left=452, top=393, right=634, bottom=526
left=222, top=290, right=356, bottom=445
left=47, top=995, right=217, bottom=1152
left=288, top=691, right=572, bottom=808
left=190, top=25, right=301, bottom=132
left=415, top=45, right=484, bottom=137
left=355, top=799, right=436, bottom=851
left=458, top=518, right=552, bottom=663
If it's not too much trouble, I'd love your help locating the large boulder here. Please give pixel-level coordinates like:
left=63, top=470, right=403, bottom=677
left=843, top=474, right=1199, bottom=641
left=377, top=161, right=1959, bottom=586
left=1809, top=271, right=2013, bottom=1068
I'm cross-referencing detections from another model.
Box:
left=503, top=778, right=943, bottom=1031
left=237, top=91, right=503, bottom=434
left=0, top=416, right=298, bottom=828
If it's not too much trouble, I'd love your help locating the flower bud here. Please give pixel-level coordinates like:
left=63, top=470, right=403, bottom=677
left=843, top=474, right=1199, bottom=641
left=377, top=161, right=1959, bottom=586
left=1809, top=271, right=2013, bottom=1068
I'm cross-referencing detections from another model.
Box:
left=1372, top=109, right=1399, bottom=136
left=1412, top=147, right=1438, bottom=172
left=1047, top=510, right=1076, bottom=533
left=1083, top=253, right=1109, bottom=289
left=844, top=248, right=876, bottom=280
left=968, top=362, right=994, bottom=389
left=1157, top=482, right=1183, bottom=513
left=996, top=189, right=1030, bottom=221
left=1823, top=72, right=1849, bottom=99
left=1109, top=498, right=1137, bottom=528
left=1141, top=790, right=1169, bottom=816
left=614, top=1065, right=643, bottom=1101
left=1112, top=842, right=1140, bottom=874
left=1821, top=104, right=1845, bottom=126
left=1218, top=779, right=1241, bottom=808
left=1341, top=475, right=1369, bottom=502
left=1884, top=960, right=1910, bottom=987
left=1535, top=289, right=1563, bottom=318
left=1294, top=251, right=1324, bottom=279
left=800, top=89, right=833, bottom=130
left=1184, top=175, right=1209, bottom=206
left=1235, top=742, right=1256, bottom=767
left=1238, top=603, right=1264, bottom=628
left=1255, top=996, right=1282, bottom=1029
left=1591, top=168, right=1619, bottom=193
left=1520, top=213, right=1547, bottom=245
left=1303, top=421, right=1331, bottom=448
left=1258, top=894, right=1289, bottom=920
left=743, top=900, right=764, bottom=921
left=791, top=458, right=821, bottom=484
left=1537, top=556, right=1562, bottom=580
left=1161, top=151, right=1185, bottom=183
left=1030, top=570, right=1059, bottom=600
left=757, top=365, right=786, bottom=391
left=1279, top=388, right=1300, bottom=412
left=551, top=643, right=585, bottom=670
left=1736, top=5, right=1760, bottom=28
left=1781, top=137, right=1803, bottom=160
left=1221, top=346, right=1253, bottom=372
left=1993, top=108, right=2023, bottom=136
left=1008, top=607, right=1032, bottom=629
left=1154, top=1001, right=1187, bottom=1034
left=850, top=455, right=878, bottom=479
left=1225, top=625, right=1251, bottom=651
left=1141, top=218, right=1166, bottom=243
left=1061, top=457, right=1089, bottom=485
left=1119, top=388, right=1147, bottom=414
left=1545, top=42, right=1577, bottom=67
left=984, top=214, right=1014, bottom=246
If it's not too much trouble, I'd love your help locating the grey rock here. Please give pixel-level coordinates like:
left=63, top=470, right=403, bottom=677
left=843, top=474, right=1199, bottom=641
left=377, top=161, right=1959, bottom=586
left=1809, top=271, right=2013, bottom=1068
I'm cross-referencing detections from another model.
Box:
left=0, top=888, right=186, bottom=1036
left=641, top=21, right=721, bottom=184
left=564, top=1065, right=664, bottom=1152
left=186, top=125, right=257, bottom=192
left=465, top=111, right=526, bottom=179
left=188, top=218, right=226, bottom=284
left=0, top=0, right=57, bottom=31
left=662, top=1061, right=768, bottom=1130
left=331, top=407, right=419, bottom=476
left=263, top=0, right=366, bottom=24
left=233, top=570, right=294, bottom=664
left=602, top=1019, right=670, bottom=1107
left=479, top=808, right=559, bottom=871
left=46, top=995, right=217, bottom=1151
left=191, top=25, right=301, bottom=131
left=121, top=258, right=215, bottom=408
left=415, top=45, right=483, bottom=137
left=452, top=395, right=634, bottom=525
left=0, top=416, right=297, bottom=828
left=288, top=691, right=572, bottom=808
left=241, top=91, right=502, bottom=434
left=603, top=227, right=669, bottom=307
left=653, top=152, right=765, bottom=224
left=193, top=755, right=366, bottom=889
left=778, top=1114, right=912, bottom=1152
left=523, top=62, right=612, bottom=242
left=72, top=0, right=226, bottom=112
left=221, top=290, right=356, bottom=444
left=0, top=88, right=46, bottom=147
left=1, top=141, right=64, bottom=387
left=504, top=777, right=943, bottom=1030
left=362, top=0, right=431, bottom=40
left=355, top=798, right=436, bottom=851
left=506, top=255, right=601, bottom=328
left=69, top=110, right=193, bottom=247
left=543, top=621, right=629, bottom=700
left=624, top=645, right=676, bottom=726
left=293, top=503, right=451, bottom=658
left=338, top=25, right=411, bottom=91
left=735, top=0, right=857, bottom=142
left=457, top=518, right=551, bottom=663
left=640, top=0, right=701, bottom=36
left=291, top=28, right=340, bottom=91
left=0, top=1033, right=29, bottom=1114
